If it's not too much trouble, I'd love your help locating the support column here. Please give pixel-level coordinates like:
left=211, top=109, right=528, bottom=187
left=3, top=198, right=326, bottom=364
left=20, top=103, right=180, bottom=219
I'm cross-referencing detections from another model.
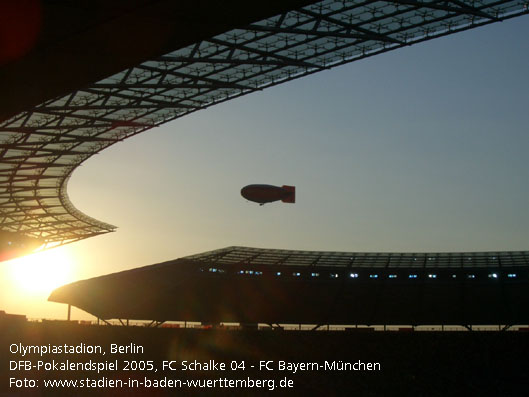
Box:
left=67, top=304, right=71, bottom=321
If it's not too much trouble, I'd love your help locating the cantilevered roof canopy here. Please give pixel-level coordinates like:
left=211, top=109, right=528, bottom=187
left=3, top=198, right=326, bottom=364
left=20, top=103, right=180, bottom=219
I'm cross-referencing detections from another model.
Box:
left=0, top=0, right=316, bottom=122
left=2, top=0, right=528, bottom=251
left=187, top=246, right=529, bottom=268
left=49, top=246, right=529, bottom=325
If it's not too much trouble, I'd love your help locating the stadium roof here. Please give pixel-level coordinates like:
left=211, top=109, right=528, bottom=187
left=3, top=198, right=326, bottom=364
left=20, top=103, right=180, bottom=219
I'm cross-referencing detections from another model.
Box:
left=2, top=0, right=528, bottom=249
left=186, top=246, right=529, bottom=268
left=49, top=246, right=529, bottom=324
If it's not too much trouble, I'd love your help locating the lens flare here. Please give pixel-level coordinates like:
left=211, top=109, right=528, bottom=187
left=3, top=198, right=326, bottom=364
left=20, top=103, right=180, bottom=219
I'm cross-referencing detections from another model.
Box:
left=8, top=248, right=72, bottom=295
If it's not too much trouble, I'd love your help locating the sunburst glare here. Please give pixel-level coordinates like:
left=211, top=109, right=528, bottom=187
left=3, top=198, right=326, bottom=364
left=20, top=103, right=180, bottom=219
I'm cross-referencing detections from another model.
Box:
left=8, top=247, right=73, bottom=295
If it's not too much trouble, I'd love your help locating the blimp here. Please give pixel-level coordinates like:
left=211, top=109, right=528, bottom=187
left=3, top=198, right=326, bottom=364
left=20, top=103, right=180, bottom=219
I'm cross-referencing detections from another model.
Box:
left=241, top=184, right=295, bottom=206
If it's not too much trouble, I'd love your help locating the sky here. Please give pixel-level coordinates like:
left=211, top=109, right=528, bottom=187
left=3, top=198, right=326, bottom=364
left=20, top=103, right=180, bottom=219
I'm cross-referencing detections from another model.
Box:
left=1, top=16, right=528, bottom=321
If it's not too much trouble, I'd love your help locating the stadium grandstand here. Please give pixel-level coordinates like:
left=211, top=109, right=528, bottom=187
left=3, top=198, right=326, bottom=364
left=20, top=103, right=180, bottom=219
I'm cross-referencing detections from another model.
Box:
left=49, top=246, right=529, bottom=328
left=2, top=0, right=528, bottom=260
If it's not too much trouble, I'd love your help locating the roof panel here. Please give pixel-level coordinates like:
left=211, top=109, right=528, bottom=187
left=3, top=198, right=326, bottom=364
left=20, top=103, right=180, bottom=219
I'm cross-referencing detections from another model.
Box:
left=184, top=246, right=529, bottom=268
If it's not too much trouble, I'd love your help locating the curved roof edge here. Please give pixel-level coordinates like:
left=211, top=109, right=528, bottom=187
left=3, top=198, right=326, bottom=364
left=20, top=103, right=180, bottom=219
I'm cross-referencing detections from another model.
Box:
left=48, top=245, right=529, bottom=324
left=184, top=246, right=529, bottom=268
left=2, top=0, right=528, bottom=250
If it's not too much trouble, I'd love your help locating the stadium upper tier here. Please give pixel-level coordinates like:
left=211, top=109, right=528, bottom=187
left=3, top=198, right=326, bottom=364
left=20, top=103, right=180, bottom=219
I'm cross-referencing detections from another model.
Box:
left=49, top=246, right=529, bottom=325
left=1, top=0, right=528, bottom=252
left=186, top=246, right=529, bottom=268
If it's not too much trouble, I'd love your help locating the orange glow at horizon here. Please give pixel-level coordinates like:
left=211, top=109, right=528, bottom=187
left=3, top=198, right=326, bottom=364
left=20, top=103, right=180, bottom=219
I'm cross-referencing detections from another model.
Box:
left=7, top=248, right=74, bottom=295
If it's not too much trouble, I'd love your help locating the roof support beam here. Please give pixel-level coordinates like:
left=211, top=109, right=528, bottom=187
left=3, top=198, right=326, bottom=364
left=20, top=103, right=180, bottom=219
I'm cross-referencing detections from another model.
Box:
left=393, top=0, right=500, bottom=21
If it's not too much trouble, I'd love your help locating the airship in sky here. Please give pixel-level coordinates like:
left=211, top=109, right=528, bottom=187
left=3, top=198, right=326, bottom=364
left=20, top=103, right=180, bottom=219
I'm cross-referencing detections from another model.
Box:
left=241, top=184, right=295, bottom=206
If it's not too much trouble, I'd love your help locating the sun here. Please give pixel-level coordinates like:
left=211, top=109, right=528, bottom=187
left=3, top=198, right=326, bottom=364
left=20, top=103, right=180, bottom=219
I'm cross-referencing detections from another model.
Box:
left=8, top=247, right=73, bottom=295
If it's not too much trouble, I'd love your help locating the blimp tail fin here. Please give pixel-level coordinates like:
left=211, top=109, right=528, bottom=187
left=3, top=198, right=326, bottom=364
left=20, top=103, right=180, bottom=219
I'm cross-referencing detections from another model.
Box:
left=281, top=185, right=296, bottom=203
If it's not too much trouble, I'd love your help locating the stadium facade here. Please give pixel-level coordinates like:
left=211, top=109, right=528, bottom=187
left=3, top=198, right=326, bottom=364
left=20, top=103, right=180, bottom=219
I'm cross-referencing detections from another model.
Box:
left=49, top=246, right=529, bottom=327
left=1, top=0, right=528, bottom=258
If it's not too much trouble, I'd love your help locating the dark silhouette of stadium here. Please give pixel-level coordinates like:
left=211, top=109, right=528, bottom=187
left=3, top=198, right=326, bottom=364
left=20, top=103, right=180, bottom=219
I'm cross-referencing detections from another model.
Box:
left=2, top=2, right=529, bottom=394
left=50, top=247, right=529, bottom=327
